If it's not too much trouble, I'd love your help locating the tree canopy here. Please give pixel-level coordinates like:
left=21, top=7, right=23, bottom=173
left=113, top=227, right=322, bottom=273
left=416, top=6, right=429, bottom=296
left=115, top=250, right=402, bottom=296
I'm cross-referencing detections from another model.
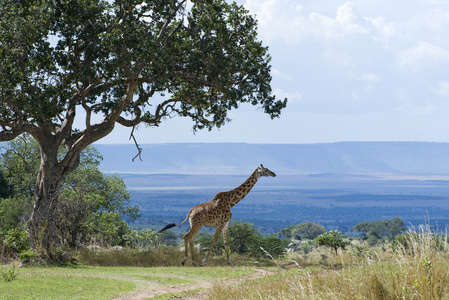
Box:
left=315, top=230, right=351, bottom=255
left=353, top=217, right=407, bottom=241
left=0, top=0, right=286, bottom=141
left=0, top=0, right=286, bottom=255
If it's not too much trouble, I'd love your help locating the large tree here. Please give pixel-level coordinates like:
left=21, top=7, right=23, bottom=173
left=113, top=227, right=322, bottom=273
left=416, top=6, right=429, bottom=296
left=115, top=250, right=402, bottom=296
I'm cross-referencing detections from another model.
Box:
left=0, top=0, right=286, bottom=255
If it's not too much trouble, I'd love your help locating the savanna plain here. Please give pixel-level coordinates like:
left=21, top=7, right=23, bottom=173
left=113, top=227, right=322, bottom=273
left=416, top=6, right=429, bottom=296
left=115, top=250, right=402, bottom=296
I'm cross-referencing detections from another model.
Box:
left=2, top=226, right=449, bottom=299
left=2, top=174, right=449, bottom=299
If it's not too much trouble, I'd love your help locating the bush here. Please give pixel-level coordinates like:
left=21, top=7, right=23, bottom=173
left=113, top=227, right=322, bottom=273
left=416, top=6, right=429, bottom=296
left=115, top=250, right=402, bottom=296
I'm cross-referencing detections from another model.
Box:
left=122, top=228, right=162, bottom=249
left=195, top=222, right=289, bottom=260
left=18, top=249, right=38, bottom=261
left=315, top=230, right=351, bottom=255
left=1, top=268, right=18, bottom=282
left=0, top=226, right=30, bottom=257
left=301, top=242, right=314, bottom=254
left=196, top=232, right=225, bottom=256
left=248, top=236, right=289, bottom=259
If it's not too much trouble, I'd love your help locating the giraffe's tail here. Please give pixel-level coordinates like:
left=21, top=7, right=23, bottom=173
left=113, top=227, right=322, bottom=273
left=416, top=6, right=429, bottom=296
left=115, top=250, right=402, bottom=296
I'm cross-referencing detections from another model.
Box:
left=158, top=223, right=177, bottom=232
left=158, top=209, right=192, bottom=233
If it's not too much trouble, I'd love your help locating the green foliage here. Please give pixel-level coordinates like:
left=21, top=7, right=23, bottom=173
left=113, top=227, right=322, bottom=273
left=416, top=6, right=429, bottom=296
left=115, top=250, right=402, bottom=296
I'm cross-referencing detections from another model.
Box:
left=248, top=236, right=289, bottom=259
left=159, top=230, right=178, bottom=247
left=352, top=221, right=372, bottom=239
left=0, top=196, right=31, bottom=233
left=196, top=221, right=260, bottom=256
left=300, top=241, right=315, bottom=254
left=0, top=135, right=139, bottom=252
left=58, top=164, right=139, bottom=247
left=1, top=268, right=18, bottom=282
left=0, top=170, right=12, bottom=198
left=315, top=230, right=351, bottom=255
left=122, top=228, right=162, bottom=249
left=0, top=134, right=40, bottom=198
left=279, top=222, right=326, bottom=240
left=353, top=217, right=407, bottom=241
left=0, top=135, right=37, bottom=238
left=278, top=224, right=295, bottom=239
left=228, top=220, right=260, bottom=254
left=88, top=212, right=132, bottom=247
left=0, top=225, right=30, bottom=256
left=195, top=221, right=287, bottom=259
left=196, top=232, right=225, bottom=256
left=291, top=222, right=327, bottom=240
left=1, top=0, right=286, bottom=145
left=18, top=249, right=38, bottom=261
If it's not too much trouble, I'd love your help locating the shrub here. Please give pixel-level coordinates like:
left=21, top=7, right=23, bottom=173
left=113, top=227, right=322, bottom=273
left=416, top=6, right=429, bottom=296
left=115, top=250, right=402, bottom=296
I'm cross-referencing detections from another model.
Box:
left=18, top=249, right=38, bottom=261
left=1, top=268, right=18, bottom=282
left=196, top=232, right=225, bottom=256
left=0, top=226, right=30, bottom=257
left=122, top=228, right=162, bottom=249
left=315, top=230, right=351, bottom=255
left=248, top=236, right=289, bottom=259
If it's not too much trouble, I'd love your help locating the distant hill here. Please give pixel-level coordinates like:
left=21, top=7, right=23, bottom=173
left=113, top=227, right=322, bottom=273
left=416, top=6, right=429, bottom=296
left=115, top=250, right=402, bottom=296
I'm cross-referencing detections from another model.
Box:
left=94, top=142, right=449, bottom=175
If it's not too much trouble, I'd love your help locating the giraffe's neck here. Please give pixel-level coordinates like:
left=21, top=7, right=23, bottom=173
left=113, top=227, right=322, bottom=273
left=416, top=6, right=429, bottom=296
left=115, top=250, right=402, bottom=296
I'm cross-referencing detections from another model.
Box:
left=228, top=169, right=260, bottom=207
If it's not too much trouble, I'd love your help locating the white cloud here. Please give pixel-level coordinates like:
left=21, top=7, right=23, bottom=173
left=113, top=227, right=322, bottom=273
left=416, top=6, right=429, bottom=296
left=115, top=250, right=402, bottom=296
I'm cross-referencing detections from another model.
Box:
left=310, top=2, right=369, bottom=39
left=398, top=42, right=449, bottom=71
left=271, top=69, right=294, bottom=81
left=246, top=1, right=382, bottom=43
left=354, top=73, right=381, bottom=82
left=128, top=0, right=446, bottom=144
left=433, top=82, right=449, bottom=98
left=273, top=88, right=302, bottom=104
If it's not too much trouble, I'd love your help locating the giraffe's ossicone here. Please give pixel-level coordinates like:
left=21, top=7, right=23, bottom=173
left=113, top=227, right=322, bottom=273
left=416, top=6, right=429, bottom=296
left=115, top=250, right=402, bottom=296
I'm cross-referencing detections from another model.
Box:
left=159, top=164, right=276, bottom=266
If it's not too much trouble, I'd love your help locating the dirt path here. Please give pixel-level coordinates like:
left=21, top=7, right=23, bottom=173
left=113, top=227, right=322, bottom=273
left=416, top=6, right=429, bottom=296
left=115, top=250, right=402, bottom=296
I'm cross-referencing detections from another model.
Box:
left=112, top=268, right=276, bottom=300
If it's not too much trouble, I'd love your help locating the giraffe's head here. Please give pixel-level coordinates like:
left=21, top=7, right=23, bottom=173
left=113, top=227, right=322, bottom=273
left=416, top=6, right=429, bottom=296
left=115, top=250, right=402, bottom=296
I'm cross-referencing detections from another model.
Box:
left=256, top=164, right=276, bottom=177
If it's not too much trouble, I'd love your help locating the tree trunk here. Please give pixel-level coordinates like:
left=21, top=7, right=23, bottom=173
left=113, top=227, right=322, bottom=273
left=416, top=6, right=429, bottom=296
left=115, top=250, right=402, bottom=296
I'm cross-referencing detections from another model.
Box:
left=29, top=155, right=61, bottom=258
left=28, top=142, right=74, bottom=258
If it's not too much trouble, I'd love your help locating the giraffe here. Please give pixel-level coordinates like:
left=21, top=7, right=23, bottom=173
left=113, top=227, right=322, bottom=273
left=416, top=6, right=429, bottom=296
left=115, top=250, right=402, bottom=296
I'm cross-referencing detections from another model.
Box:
left=159, top=164, right=276, bottom=266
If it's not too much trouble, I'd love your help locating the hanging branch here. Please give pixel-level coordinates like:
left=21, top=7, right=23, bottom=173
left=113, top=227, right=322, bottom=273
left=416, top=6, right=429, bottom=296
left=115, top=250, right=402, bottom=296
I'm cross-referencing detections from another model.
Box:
left=129, top=126, right=143, bottom=162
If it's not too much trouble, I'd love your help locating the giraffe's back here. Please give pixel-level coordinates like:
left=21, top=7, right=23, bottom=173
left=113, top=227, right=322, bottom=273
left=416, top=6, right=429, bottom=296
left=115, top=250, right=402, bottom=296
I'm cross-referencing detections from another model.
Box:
left=189, top=198, right=232, bottom=228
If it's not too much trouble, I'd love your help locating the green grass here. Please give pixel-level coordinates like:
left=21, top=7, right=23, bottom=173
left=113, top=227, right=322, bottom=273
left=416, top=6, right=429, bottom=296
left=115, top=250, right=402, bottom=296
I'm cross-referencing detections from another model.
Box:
left=0, top=264, right=258, bottom=300
left=0, top=267, right=135, bottom=300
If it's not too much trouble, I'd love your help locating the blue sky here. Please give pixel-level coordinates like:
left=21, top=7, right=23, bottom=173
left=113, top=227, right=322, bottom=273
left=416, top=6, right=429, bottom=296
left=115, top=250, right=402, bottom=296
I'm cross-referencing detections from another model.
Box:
left=99, top=0, right=449, bottom=144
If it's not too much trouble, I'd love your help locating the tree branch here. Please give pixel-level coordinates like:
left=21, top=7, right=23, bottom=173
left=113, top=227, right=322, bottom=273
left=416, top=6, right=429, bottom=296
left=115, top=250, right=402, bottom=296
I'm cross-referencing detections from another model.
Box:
left=116, top=105, right=142, bottom=127
left=156, top=0, right=188, bottom=46
left=0, top=127, right=24, bottom=141
left=129, top=126, right=142, bottom=162
left=60, top=80, right=139, bottom=177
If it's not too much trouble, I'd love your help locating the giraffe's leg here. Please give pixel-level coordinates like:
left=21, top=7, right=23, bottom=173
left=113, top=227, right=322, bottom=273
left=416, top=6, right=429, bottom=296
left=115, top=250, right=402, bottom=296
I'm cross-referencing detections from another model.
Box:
left=222, top=222, right=234, bottom=266
left=189, top=233, right=197, bottom=266
left=201, top=225, right=224, bottom=267
left=183, top=226, right=201, bottom=266
left=182, top=228, right=199, bottom=266
left=182, top=232, right=189, bottom=266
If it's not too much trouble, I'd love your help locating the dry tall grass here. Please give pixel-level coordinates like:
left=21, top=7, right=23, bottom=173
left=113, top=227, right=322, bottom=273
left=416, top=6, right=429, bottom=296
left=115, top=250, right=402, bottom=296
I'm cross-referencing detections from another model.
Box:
left=75, top=246, right=185, bottom=267
left=208, top=225, right=449, bottom=299
left=75, top=246, right=250, bottom=267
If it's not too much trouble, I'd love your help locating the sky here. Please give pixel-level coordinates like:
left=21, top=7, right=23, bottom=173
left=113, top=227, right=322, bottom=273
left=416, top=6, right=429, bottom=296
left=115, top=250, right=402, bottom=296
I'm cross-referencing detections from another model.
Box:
left=99, top=0, right=449, bottom=144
